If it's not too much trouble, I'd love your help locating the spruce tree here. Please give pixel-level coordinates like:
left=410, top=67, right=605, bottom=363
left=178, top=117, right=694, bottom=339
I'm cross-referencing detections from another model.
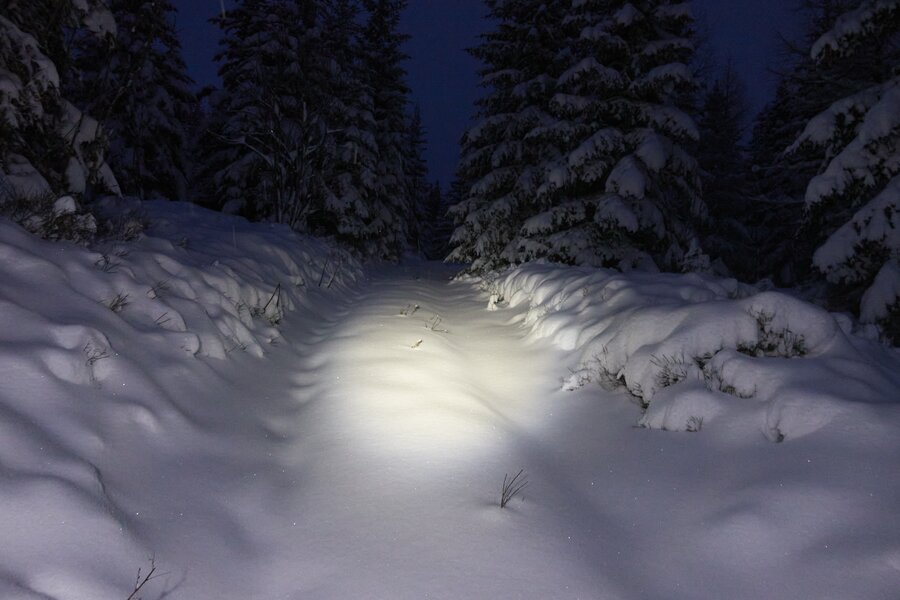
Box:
left=67, top=0, right=196, bottom=201
left=420, top=182, right=453, bottom=260
left=788, top=0, right=900, bottom=338
left=0, top=1, right=119, bottom=205
left=452, top=1, right=705, bottom=273
left=449, top=0, right=567, bottom=272
left=516, top=0, right=705, bottom=271
left=206, top=0, right=332, bottom=229
left=747, top=0, right=871, bottom=285
left=406, top=105, right=431, bottom=253
left=317, top=0, right=385, bottom=254
left=696, top=64, right=753, bottom=276
left=359, top=0, right=415, bottom=258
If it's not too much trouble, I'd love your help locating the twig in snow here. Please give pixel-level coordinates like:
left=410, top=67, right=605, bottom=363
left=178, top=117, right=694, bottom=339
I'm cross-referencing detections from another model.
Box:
left=500, top=469, right=529, bottom=508
left=399, top=303, right=420, bottom=316
left=426, top=314, right=448, bottom=333
left=126, top=557, right=165, bottom=600
left=262, top=283, right=282, bottom=312
left=317, top=260, right=329, bottom=287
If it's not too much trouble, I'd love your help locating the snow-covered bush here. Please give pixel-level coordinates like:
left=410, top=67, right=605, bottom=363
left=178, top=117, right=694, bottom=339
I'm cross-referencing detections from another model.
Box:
left=488, top=262, right=900, bottom=439
left=0, top=185, right=98, bottom=243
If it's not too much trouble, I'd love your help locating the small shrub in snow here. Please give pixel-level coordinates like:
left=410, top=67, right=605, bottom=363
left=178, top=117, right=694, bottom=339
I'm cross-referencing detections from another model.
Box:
left=249, top=284, right=284, bottom=326
left=105, top=292, right=130, bottom=313
left=316, top=255, right=344, bottom=289
left=738, top=310, right=807, bottom=358
left=703, top=365, right=755, bottom=399
left=97, top=207, right=148, bottom=243
left=126, top=557, right=162, bottom=600
left=147, top=280, right=170, bottom=299
left=685, top=416, right=704, bottom=433
left=95, top=253, right=121, bottom=273
left=650, top=353, right=694, bottom=389
left=82, top=342, right=109, bottom=367
left=500, top=469, right=528, bottom=508
left=564, top=349, right=626, bottom=392
left=0, top=190, right=98, bottom=243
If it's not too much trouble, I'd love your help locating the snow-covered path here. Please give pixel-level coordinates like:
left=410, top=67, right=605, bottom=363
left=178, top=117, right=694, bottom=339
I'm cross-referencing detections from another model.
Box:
left=240, top=264, right=619, bottom=598
left=2, top=205, right=898, bottom=600
left=123, top=263, right=899, bottom=600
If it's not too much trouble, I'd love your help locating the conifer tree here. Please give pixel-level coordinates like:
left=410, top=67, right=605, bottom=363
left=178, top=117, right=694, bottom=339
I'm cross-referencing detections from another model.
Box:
left=317, top=0, right=384, bottom=254
left=788, top=0, right=900, bottom=338
left=516, top=0, right=706, bottom=271
left=67, top=0, right=196, bottom=201
left=420, top=182, right=453, bottom=259
left=747, top=0, right=870, bottom=284
left=206, top=0, right=331, bottom=229
left=452, top=1, right=706, bottom=273
left=359, top=0, right=415, bottom=258
left=406, top=105, right=431, bottom=253
left=0, top=1, right=119, bottom=203
left=449, top=0, right=567, bottom=272
left=696, top=64, right=753, bottom=276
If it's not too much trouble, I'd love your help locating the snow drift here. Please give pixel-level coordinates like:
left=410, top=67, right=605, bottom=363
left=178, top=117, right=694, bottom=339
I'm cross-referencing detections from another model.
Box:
left=485, top=263, right=900, bottom=439
left=0, top=200, right=359, bottom=598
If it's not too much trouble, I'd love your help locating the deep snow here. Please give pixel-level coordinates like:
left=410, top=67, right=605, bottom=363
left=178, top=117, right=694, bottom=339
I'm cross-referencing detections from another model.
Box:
left=1, top=203, right=899, bottom=599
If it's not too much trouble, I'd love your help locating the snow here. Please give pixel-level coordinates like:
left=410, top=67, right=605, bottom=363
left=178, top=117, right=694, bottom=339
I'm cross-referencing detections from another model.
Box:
left=861, top=260, right=900, bottom=323
left=1, top=202, right=900, bottom=599
left=614, top=3, right=643, bottom=27
left=491, top=263, right=899, bottom=430
left=642, top=103, right=700, bottom=141
left=653, top=2, right=694, bottom=21
left=606, top=154, right=647, bottom=199
left=813, top=174, right=900, bottom=285
left=0, top=154, right=52, bottom=198
left=630, top=62, right=693, bottom=94
left=568, top=127, right=623, bottom=167
left=558, top=57, right=623, bottom=88
left=811, top=0, right=899, bottom=58
left=633, top=129, right=671, bottom=172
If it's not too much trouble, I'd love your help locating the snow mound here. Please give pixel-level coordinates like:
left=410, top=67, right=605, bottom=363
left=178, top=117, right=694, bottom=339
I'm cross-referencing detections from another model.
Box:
left=0, top=200, right=360, bottom=598
left=488, top=263, right=900, bottom=440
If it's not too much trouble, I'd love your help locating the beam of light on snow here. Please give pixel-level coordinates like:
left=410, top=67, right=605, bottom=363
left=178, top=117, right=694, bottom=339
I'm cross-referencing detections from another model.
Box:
left=300, top=275, right=546, bottom=462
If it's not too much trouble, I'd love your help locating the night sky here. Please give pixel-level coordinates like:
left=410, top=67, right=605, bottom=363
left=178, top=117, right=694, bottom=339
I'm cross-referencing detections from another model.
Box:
left=172, top=1, right=803, bottom=187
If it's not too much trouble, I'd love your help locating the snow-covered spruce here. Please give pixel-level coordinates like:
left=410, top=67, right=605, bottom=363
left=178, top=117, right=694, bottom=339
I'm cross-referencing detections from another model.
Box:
left=449, top=0, right=567, bottom=273
left=788, top=0, right=900, bottom=337
left=485, top=262, right=900, bottom=438
left=199, top=0, right=422, bottom=260
left=451, top=0, right=707, bottom=274
left=66, top=0, right=196, bottom=202
left=203, top=0, right=334, bottom=231
left=0, top=2, right=119, bottom=201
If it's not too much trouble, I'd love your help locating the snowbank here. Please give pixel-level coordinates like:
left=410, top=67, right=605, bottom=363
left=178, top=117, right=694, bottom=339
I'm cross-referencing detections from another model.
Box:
left=486, top=263, right=900, bottom=440
left=0, top=200, right=359, bottom=599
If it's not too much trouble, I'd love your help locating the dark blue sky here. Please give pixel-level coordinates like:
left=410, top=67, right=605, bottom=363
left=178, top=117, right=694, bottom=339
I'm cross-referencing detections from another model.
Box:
left=173, top=1, right=802, bottom=186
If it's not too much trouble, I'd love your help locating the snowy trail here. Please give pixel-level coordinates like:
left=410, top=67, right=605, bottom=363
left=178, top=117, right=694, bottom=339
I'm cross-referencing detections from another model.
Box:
left=247, top=264, right=618, bottom=598
left=4, top=207, right=898, bottom=600
left=107, top=263, right=900, bottom=600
